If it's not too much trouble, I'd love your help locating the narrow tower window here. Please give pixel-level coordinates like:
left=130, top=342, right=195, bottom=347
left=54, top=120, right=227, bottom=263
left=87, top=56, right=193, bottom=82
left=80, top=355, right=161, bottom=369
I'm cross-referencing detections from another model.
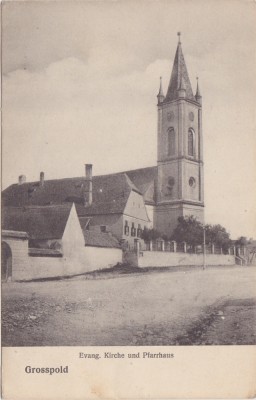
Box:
left=168, top=128, right=175, bottom=156
left=188, top=129, right=195, bottom=157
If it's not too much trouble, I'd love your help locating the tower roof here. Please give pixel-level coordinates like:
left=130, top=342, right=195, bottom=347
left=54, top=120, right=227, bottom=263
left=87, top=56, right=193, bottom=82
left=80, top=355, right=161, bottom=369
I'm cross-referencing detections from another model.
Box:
left=195, top=77, right=201, bottom=98
left=165, top=35, right=195, bottom=102
left=158, top=76, right=164, bottom=97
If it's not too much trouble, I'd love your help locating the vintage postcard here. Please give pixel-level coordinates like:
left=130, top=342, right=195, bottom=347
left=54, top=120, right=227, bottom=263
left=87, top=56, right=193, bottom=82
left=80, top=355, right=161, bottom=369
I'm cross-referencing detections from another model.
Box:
left=1, top=0, right=256, bottom=399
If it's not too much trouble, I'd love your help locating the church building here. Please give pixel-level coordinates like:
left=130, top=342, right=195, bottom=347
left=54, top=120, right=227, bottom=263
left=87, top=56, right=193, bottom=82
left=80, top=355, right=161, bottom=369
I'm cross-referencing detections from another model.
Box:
left=2, top=34, right=204, bottom=245
left=155, top=33, right=204, bottom=234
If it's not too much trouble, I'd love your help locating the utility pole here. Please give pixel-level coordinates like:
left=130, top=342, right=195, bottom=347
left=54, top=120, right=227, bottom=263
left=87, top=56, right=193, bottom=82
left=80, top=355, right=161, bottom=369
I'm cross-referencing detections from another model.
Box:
left=203, top=226, right=206, bottom=270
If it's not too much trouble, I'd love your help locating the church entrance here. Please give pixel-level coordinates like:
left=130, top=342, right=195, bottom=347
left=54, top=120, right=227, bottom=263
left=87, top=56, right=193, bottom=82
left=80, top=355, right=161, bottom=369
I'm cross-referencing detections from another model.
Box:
left=1, top=242, right=12, bottom=282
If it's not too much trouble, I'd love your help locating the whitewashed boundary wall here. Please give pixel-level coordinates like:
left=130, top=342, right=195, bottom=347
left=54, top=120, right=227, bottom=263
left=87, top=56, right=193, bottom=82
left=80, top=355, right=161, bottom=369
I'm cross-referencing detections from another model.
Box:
left=15, top=247, right=122, bottom=281
left=2, top=230, right=122, bottom=281
left=81, top=246, right=122, bottom=271
left=133, top=251, right=235, bottom=268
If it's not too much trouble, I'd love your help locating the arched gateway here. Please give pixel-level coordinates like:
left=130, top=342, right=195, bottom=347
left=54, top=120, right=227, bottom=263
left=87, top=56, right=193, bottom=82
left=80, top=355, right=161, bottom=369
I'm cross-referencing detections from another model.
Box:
left=1, top=241, right=12, bottom=281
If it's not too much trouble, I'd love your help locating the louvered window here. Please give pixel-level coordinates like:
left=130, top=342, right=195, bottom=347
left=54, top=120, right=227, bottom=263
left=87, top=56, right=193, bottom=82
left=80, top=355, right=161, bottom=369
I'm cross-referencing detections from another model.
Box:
left=168, top=128, right=175, bottom=156
left=188, top=129, right=195, bottom=156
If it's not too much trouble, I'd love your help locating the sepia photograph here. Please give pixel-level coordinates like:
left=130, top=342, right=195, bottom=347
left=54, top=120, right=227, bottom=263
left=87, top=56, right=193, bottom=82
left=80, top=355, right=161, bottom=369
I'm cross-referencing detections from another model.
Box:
left=1, top=0, right=256, bottom=359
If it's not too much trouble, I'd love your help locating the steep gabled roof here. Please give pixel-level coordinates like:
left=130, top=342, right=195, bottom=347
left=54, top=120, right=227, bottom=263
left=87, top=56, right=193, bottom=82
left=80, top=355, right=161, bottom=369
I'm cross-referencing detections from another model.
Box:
left=2, top=204, right=72, bottom=240
left=83, top=230, right=121, bottom=249
left=125, top=166, right=157, bottom=204
left=2, top=173, right=138, bottom=212
left=2, top=178, right=86, bottom=207
left=165, top=42, right=195, bottom=102
left=75, top=173, right=141, bottom=216
left=2, top=166, right=157, bottom=214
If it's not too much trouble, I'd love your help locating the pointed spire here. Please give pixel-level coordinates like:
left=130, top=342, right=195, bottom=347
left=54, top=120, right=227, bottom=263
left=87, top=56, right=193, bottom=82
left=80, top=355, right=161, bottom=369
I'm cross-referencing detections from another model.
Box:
left=157, top=76, right=165, bottom=105
left=164, top=34, right=195, bottom=102
left=179, top=75, right=186, bottom=91
left=195, top=77, right=201, bottom=97
left=178, top=75, right=186, bottom=98
left=158, top=76, right=164, bottom=96
left=195, top=77, right=202, bottom=104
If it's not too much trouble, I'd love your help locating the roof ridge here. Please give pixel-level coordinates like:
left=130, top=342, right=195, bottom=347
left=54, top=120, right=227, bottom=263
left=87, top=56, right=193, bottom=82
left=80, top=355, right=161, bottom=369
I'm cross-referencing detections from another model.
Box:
left=3, top=204, right=72, bottom=210
left=3, top=166, right=157, bottom=188
left=123, top=165, right=157, bottom=174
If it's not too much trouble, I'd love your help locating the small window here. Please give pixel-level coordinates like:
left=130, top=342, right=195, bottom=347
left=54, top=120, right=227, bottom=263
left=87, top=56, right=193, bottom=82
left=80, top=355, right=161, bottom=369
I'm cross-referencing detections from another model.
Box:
left=131, top=222, right=136, bottom=237
left=166, top=176, right=175, bottom=195
left=168, top=128, right=175, bottom=156
left=124, top=220, right=129, bottom=235
left=188, top=129, right=195, bottom=157
left=100, top=225, right=106, bottom=233
left=189, top=177, right=196, bottom=188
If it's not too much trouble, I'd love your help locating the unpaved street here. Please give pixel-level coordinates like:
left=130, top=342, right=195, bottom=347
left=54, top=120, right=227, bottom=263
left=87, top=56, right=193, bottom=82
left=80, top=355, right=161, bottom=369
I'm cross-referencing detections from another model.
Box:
left=2, top=265, right=256, bottom=346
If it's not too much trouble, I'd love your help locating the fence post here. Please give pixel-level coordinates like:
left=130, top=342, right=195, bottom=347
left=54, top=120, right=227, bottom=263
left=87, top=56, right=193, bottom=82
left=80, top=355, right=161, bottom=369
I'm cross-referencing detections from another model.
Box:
left=134, top=239, right=140, bottom=257
left=160, top=240, right=165, bottom=252
left=182, top=241, right=187, bottom=253
left=211, top=243, right=215, bottom=254
left=149, top=240, right=153, bottom=251
left=171, top=241, right=177, bottom=252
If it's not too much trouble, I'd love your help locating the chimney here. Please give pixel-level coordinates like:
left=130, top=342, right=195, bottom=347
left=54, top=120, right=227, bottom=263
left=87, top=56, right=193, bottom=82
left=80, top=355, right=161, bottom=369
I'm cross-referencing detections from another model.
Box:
left=40, top=171, right=45, bottom=186
left=84, top=164, right=93, bottom=206
left=18, top=175, right=26, bottom=185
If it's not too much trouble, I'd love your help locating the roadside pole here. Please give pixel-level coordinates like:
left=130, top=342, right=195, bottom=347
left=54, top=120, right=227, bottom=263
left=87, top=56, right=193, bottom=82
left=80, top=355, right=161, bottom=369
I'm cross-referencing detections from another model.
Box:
left=203, top=226, right=206, bottom=270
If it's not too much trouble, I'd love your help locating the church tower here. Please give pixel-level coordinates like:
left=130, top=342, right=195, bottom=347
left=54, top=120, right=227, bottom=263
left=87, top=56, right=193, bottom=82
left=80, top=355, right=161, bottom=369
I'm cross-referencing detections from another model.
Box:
left=155, top=33, right=204, bottom=235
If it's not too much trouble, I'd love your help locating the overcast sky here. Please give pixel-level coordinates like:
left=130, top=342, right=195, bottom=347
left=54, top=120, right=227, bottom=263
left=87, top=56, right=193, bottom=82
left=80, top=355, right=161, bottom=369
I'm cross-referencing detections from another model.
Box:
left=2, top=0, right=256, bottom=239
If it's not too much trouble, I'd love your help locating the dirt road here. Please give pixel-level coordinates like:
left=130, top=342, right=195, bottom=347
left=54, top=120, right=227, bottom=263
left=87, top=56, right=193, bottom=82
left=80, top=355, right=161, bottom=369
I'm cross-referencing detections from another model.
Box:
left=2, top=265, right=256, bottom=346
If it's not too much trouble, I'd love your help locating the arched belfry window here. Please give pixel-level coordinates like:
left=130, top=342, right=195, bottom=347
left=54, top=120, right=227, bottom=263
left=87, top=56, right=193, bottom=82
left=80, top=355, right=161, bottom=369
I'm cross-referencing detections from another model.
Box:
left=168, top=128, right=175, bottom=156
left=188, top=128, right=195, bottom=157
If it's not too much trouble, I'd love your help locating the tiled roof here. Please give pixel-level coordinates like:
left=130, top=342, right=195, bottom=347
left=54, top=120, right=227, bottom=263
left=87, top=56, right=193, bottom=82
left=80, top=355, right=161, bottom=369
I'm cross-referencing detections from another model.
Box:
left=79, top=214, right=120, bottom=227
left=83, top=230, right=121, bottom=248
left=2, top=167, right=157, bottom=213
left=2, top=177, right=87, bottom=207
left=2, top=205, right=121, bottom=249
left=125, top=166, right=157, bottom=204
left=165, top=42, right=195, bottom=102
left=2, top=205, right=72, bottom=240
left=75, top=173, right=140, bottom=216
